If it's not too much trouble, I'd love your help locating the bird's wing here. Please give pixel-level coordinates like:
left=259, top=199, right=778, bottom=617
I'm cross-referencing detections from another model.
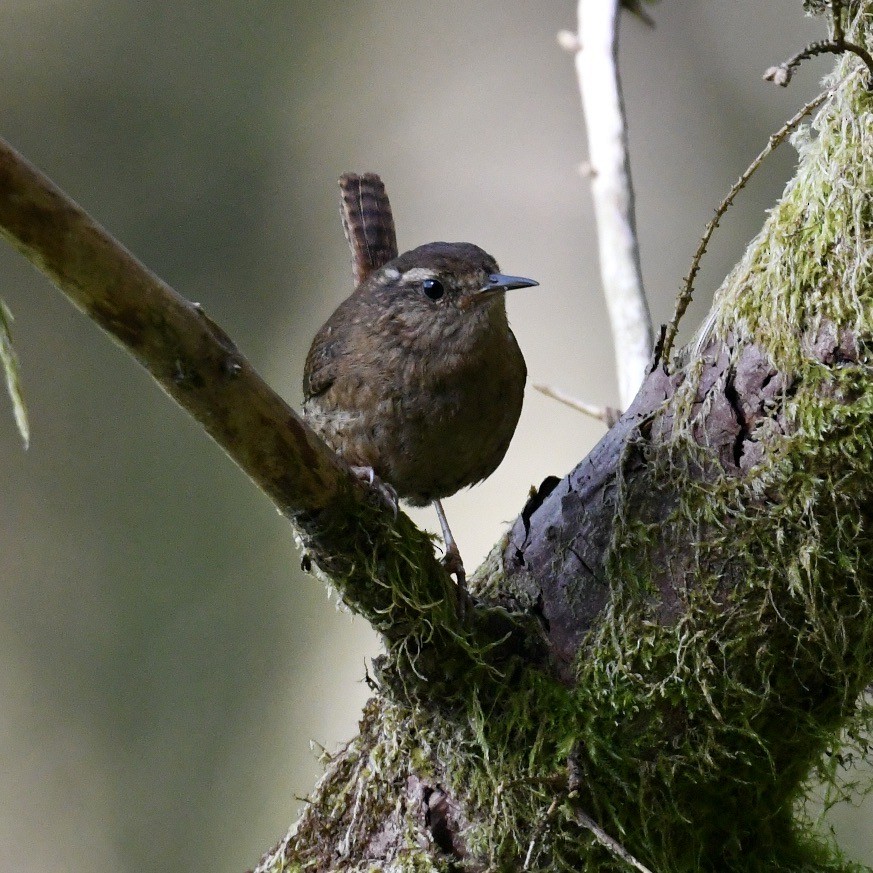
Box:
left=303, top=320, right=340, bottom=400
left=303, top=294, right=367, bottom=400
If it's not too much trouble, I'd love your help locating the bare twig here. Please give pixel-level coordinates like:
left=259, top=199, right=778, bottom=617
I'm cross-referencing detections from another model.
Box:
left=509, top=764, right=655, bottom=872
left=620, top=0, right=656, bottom=28
left=661, top=89, right=831, bottom=364
left=832, top=0, right=845, bottom=43
left=763, top=0, right=873, bottom=88
left=764, top=39, right=873, bottom=87
left=560, top=0, right=653, bottom=410
left=522, top=797, right=560, bottom=870
left=533, top=382, right=621, bottom=427
left=571, top=807, right=655, bottom=873
left=0, top=299, right=29, bottom=447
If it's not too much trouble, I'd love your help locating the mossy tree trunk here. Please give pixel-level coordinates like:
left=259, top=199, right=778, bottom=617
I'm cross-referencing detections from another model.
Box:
left=269, top=8, right=873, bottom=872
left=0, top=3, right=870, bottom=872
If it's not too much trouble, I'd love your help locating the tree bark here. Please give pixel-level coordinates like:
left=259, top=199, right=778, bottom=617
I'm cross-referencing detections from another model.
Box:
left=265, top=8, right=873, bottom=872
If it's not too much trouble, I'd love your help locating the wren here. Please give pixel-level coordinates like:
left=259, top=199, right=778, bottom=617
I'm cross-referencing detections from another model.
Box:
left=302, top=175, right=536, bottom=586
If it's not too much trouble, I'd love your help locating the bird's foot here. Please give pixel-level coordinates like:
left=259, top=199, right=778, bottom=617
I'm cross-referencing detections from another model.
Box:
left=350, top=465, right=399, bottom=517
left=440, top=542, right=466, bottom=587
left=440, top=540, right=468, bottom=620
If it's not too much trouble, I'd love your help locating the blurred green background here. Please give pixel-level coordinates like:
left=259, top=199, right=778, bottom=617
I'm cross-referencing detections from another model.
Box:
left=0, top=2, right=868, bottom=871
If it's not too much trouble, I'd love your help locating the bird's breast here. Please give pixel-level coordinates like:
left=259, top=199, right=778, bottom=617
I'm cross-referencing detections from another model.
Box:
left=304, top=312, right=526, bottom=505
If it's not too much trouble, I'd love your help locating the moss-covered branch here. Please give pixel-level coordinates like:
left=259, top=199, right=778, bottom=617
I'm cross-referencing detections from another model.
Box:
left=0, top=137, right=542, bottom=684
left=277, top=7, right=873, bottom=871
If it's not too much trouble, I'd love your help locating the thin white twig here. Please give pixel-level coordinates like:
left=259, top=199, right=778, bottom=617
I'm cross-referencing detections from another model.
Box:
left=561, top=0, right=653, bottom=409
left=533, top=383, right=620, bottom=426
left=573, top=807, right=656, bottom=873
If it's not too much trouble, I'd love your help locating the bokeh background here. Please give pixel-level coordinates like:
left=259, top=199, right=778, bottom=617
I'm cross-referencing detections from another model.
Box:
left=0, top=2, right=866, bottom=871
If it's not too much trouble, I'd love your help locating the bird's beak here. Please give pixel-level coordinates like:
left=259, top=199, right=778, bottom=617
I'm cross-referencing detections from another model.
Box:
left=478, top=273, right=539, bottom=295
left=461, top=273, right=540, bottom=309
left=460, top=272, right=538, bottom=310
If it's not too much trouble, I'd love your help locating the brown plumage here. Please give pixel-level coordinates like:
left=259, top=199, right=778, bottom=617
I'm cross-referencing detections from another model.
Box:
left=303, top=241, right=532, bottom=505
left=303, top=175, right=536, bottom=584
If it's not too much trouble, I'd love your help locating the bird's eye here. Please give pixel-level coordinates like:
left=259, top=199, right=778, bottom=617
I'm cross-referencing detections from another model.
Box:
left=422, top=278, right=445, bottom=301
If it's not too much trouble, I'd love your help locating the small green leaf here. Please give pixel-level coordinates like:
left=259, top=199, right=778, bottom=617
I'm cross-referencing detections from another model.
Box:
left=0, top=299, right=30, bottom=449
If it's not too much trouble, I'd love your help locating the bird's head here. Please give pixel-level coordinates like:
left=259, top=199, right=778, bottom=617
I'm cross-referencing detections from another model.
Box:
left=365, top=242, right=537, bottom=337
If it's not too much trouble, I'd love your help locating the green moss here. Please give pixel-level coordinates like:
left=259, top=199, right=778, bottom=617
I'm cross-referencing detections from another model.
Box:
left=275, top=10, right=873, bottom=873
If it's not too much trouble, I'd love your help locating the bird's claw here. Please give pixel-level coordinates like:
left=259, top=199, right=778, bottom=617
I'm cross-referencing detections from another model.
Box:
left=440, top=544, right=469, bottom=620
left=440, top=543, right=466, bottom=589
left=350, top=465, right=399, bottom=517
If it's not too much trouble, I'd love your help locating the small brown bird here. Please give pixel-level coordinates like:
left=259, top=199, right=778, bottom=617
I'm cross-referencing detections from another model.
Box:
left=303, top=175, right=536, bottom=585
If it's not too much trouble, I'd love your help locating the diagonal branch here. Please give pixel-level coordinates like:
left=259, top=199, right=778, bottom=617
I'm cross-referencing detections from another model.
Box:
left=0, top=137, right=349, bottom=516
left=0, top=137, right=538, bottom=680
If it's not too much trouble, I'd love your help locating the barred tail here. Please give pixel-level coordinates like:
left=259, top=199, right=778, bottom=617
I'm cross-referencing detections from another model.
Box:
left=338, top=172, right=398, bottom=287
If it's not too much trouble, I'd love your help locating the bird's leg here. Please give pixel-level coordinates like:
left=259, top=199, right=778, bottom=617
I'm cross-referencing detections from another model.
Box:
left=433, top=499, right=466, bottom=591
left=350, top=465, right=398, bottom=517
